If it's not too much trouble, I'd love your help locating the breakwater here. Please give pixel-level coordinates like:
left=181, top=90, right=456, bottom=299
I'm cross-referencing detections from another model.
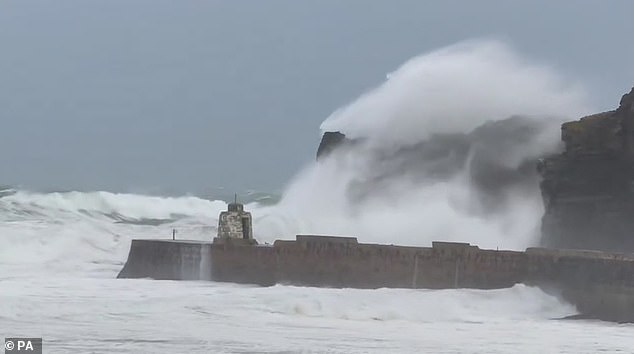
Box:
left=118, top=235, right=634, bottom=323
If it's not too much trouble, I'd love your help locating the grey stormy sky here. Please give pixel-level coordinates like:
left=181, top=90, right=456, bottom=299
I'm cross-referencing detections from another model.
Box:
left=1, top=0, right=633, bottom=196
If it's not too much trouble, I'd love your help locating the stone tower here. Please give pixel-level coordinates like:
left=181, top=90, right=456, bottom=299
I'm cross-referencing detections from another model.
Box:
left=215, top=199, right=256, bottom=245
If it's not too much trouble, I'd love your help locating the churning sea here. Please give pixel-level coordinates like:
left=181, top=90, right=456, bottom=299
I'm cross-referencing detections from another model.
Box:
left=1, top=189, right=632, bottom=353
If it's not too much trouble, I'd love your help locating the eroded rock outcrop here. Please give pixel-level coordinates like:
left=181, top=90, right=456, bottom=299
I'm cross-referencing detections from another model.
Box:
left=316, top=131, right=349, bottom=160
left=539, top=87, right=634, bottom=252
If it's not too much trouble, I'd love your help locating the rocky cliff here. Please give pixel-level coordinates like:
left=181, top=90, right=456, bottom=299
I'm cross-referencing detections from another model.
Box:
left=539, top=87, right=634, bottom=251
left=316, top=131, right=349, bottom=159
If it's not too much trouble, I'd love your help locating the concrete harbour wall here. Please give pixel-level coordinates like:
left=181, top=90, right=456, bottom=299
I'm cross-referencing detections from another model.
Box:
left=117, top=236, right=634, bottom=322
left=118, top=239, right=212, bottom=281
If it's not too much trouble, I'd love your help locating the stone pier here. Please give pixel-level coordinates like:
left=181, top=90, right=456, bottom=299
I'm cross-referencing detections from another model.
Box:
left=117, top=235, right=634, bottom=322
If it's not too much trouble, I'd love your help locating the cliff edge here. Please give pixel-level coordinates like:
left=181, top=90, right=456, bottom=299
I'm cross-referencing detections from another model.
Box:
left=539, top=87, right=634, bottom=251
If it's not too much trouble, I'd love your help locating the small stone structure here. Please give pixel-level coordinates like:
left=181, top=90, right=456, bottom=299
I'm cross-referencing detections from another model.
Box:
left=214, top=201, right=256, bottom=245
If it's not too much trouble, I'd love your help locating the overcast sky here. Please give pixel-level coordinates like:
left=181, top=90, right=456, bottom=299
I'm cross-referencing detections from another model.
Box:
left=1, top=1, right=633, bottom=195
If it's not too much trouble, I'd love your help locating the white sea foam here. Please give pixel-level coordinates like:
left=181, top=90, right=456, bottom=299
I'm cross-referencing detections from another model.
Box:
left=321, top=39, right=589, bottom=144
left=2, top=277, right=633, bottom=353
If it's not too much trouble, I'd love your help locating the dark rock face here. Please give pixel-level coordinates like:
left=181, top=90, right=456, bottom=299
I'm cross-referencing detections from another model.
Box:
left=539, top=87, right=634, bottom=252
left=316, top=131, right=349, bottom=160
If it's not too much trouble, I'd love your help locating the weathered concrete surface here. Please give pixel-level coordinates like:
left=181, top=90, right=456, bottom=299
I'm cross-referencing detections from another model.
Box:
left=211, top=238, right=526, bottom=290
left=118, top=236, right=634, bottom=322
left=525, top=247, right=634, bottom=322
left=539, top=87, right=634, bottom=252
left=217, top=202, right=254, bottom=242
left=117, top=239, right=212, bottom=280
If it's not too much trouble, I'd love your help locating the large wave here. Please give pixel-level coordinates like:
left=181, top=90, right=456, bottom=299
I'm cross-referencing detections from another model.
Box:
left=255, top=39, right=592, bottom=250
left=0, top=39, right=593, bottom=273
left=0, top=190, right=228, bottom=274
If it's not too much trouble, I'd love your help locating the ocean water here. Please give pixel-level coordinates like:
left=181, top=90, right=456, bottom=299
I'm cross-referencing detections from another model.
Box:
left=1, top=190, right=633, bottom=353
left=3, top=40, right=633, bottom=352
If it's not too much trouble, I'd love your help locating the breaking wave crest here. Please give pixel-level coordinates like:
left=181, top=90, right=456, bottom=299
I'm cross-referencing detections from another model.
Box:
left=255, top=39, right=592, bottom=250
left=0, top=191, right=228, bottom=273
left=256, top=284, right=577, bottom=322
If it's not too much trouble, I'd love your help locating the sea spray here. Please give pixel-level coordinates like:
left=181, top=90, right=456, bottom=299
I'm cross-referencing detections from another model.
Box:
left=254, top=39, right=592, bottom=250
